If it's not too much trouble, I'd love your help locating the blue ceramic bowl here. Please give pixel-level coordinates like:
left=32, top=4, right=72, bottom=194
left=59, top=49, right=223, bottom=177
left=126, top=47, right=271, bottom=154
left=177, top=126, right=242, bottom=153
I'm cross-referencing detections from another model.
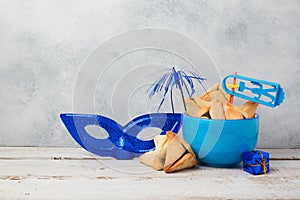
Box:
left=182, top=114, right=259, bottom=167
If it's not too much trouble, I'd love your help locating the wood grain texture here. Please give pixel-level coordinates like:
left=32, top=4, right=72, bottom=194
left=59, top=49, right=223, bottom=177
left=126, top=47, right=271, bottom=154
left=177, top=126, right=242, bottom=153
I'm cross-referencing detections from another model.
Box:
left=0, top=147, right=300, bottom=199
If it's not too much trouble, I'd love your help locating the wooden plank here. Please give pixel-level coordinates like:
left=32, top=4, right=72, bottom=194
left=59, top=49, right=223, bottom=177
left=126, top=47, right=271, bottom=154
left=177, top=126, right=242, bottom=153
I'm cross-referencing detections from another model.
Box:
left=0, top=159, right=300, bottom=199
left=0, top=147, right=300, bottom=199
left=0, top=147, right=98, bottom=160
left=268, top=149, right=300, bottom=160
left=1, top=147, right=300, bottom=160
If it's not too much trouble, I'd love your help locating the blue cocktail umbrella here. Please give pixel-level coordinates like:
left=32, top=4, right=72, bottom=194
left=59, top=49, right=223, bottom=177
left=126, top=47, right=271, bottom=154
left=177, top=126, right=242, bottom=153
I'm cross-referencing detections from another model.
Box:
left=148, top=67, right=206, bottom=113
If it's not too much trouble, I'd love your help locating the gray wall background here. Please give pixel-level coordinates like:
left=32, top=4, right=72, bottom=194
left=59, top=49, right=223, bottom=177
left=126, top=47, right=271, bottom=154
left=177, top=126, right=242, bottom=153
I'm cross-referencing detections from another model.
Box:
left=0, top=0, right=299, bottom=148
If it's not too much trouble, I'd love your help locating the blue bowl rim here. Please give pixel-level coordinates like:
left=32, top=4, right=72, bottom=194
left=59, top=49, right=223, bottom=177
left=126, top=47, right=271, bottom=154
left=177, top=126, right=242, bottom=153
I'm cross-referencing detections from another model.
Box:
left=183, top=113, right=259, bottom=122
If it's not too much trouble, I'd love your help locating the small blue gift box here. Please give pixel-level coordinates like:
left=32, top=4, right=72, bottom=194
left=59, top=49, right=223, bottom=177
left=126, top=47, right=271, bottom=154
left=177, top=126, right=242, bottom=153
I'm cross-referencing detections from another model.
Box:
left=242, top=150, right=270, bottom=175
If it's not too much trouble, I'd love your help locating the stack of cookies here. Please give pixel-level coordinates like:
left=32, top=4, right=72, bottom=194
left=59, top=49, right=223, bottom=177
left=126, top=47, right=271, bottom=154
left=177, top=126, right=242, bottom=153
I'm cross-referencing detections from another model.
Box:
left=185, top=83, right=258, bottom=120
left=139, top=131, right=197, bottom=173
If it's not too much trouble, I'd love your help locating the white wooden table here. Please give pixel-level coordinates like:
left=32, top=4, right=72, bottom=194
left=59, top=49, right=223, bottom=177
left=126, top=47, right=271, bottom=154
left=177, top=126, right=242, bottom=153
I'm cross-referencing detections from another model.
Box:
left=0, top=147, right=299, bottom=199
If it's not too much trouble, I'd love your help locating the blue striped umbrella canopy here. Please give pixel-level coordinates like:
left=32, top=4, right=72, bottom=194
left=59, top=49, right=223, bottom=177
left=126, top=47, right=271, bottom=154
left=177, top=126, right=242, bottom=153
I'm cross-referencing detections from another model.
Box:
left=148, top=67, right=206, bottom=113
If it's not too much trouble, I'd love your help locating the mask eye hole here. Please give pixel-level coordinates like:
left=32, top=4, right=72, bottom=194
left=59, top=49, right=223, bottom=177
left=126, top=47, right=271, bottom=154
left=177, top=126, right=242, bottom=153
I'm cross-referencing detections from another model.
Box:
left=84, top=125, right=109, bottom=139
left=136, top=127, right=162, bottom=141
